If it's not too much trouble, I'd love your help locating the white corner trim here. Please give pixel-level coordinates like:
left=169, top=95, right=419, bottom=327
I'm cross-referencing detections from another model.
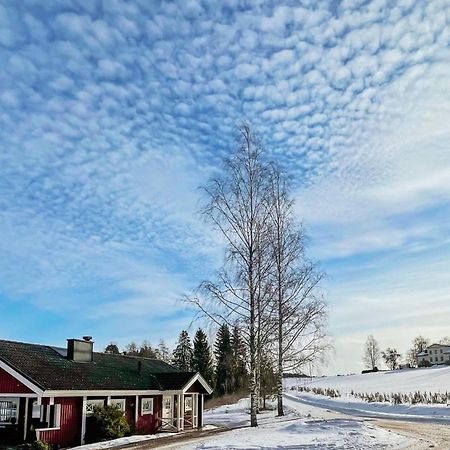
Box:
left=0, top=360, right=44, bottom=395
left=182, top=373, right=213, bottom=395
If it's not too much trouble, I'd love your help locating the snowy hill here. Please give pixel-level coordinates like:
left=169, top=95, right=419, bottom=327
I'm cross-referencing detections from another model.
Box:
left=285, top=366, right=450, bottom=395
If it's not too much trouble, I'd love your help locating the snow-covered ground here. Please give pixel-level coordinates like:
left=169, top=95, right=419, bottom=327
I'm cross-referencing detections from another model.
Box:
left=175, top=398, right=416, bottom=449
left=70, top=432, right=177, bottom=450
left=285, top=392, right=450, bottom=423
left=284, top=366, right=450, bottom=423
left=284, top=365, right=450, bottom=394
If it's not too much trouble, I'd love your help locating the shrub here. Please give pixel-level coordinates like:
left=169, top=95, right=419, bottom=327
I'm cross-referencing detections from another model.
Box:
left=418, top=360, right=431, bottom=368
left=86, top=404, right=130, bottom=443
left=31, top=442, right=50, bottom=450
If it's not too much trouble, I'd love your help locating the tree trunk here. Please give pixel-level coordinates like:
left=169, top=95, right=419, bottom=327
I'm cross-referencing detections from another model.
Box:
left=277, top=281, right=284, bottom=416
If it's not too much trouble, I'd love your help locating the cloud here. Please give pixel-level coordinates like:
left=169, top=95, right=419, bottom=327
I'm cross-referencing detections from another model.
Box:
left=0, top=0, right=449, bottom=370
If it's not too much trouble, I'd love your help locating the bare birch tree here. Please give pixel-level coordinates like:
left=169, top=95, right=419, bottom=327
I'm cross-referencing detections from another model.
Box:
left=189, top=124, right=273, bottom=427
left=363, top=335, right=380, bottom=370
left=268, top=167, right=327, bottom=416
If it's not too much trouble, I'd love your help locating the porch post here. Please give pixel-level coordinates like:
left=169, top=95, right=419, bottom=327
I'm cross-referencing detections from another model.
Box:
left=200, top=394, right=204, bottom=427
left=23, top=397, right=29, bottom=441
left=135, top=395, right=139, bottom=425
left=180, top=392, right=185, bottom=431
left=193, top=393, right=198, bottom=428
left=176, top=393, right=182, bottom=431
left=81, top=396, right=87, bottom=445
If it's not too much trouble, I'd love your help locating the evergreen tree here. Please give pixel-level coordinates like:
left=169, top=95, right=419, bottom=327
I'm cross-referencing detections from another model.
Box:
left=231, top=326, right=248, bottom=391
left=173, top=330, right=193, bottom=371
left=214, top=324, right=233, bottom=396
left=259, top=354, right=277, bottom=409
left=192, top=328, right=214, bottom=386
left=104, top=343, right=120, bottom=354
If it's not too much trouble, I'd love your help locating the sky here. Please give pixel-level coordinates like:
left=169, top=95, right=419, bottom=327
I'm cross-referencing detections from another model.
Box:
left=1, top=0, right=449, bottom=375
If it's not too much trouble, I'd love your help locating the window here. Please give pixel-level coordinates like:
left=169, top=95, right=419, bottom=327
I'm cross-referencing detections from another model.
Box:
left=441, top=349, right=443, bottom=353
left=141, top=398, right=154, bottom=415
left=441, top=356, right=444, bottom=361
left=110, top=399, right=126, bottom=411
left=435, top=350, right=438, bottom=354
left=184, top=396, right=193, bottom=412
left=33, top=401, right=61, bottom=429
left=0, top=398, right=18, bottom=424
left=86, top=399, right=105, bottom=415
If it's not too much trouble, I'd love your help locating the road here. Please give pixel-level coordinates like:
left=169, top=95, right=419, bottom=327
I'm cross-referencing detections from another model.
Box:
left=284, top=394, right=450, bottom=449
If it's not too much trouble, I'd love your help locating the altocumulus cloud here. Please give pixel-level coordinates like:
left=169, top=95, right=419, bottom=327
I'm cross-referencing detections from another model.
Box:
left=0, top=0, right=449, bottom=367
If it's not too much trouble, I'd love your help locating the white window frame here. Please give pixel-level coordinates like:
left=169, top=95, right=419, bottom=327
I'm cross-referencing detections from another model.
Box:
left=184, top=396, right=193, bottom=412
left=0, top=398, right=19, bottom=424
left=110, top=399, right=126, bottom=412
left=141, top=397, right=154, bottom=415
left=86, top=399, right=105, bottom=415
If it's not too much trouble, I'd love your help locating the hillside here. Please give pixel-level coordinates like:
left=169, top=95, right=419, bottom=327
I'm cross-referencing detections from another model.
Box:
left=285, top=366, right=450, bottom=395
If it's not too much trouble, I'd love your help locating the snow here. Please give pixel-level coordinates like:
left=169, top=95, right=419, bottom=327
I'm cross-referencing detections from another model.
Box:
left=70, top=398, right=419, bottom=450
left=70, top=432, right=176, bottom=450
left=285, top=392, right=450, bottom=423
left=284, top=365, right=450, bottom=395
left=284, top=366, right=450, bottom=423
left=176, top=398, right=415, bottom=449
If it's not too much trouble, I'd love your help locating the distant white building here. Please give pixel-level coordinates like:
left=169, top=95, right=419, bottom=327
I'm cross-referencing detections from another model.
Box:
left=417, top=343, right=450, bottom=365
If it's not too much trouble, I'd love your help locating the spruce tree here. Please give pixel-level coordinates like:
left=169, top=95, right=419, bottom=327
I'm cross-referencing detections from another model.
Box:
left=192, top=328, right=214, bottom=386
left=231, top=326, right=248, bottom=391
left=214, top=324, right=233, bottom=396
left=173, top=330, right=193, bottom=371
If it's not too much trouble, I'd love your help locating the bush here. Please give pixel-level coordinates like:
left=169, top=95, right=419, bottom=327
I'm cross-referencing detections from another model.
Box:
left=86, top=405, right=130, bottom=443
left=31, top=442, right=50, bottom=450
left=418, top=360, right=431, bottom=368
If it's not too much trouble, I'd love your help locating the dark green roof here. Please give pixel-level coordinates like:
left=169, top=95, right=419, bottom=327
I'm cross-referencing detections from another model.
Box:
left=0, top=339, right=195, bottom=392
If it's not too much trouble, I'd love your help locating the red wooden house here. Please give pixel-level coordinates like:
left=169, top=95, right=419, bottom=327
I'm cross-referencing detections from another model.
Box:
left=0, top=337, right=212, bottom=448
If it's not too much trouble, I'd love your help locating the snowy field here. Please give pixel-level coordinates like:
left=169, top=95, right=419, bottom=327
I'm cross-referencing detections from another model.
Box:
left=175, top=398, right=416, bottom=449
left=284, top=366, right=450, bottom=423
left=284, top=365, right=450, bottom=394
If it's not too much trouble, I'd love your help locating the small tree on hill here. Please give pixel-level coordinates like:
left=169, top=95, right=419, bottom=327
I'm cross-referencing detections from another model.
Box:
left=173, top=331, right=193, bottom=371
left=363, top=335, right=380, bottom=370
left=139, top=340, right=158, bottom=358
left=214, top=324, right=233, bottom=396
left=125, top=342, right=139, bottom=356
left=156, top=339, right=171, bottom=363
left=192, top=328, right=214, bottom=385
left=105, top=343, right=120, bottom=354
left=382, top=348, right=401, bottom=370
left=407, top=336, right=429, bottom=367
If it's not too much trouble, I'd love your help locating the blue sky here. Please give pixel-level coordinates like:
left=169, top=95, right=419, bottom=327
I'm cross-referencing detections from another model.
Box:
left=1, top=0, right=449, bottom=374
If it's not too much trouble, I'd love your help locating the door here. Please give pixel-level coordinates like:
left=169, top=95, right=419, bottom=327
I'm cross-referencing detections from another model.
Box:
left=162, top=395, right=173, bottom=429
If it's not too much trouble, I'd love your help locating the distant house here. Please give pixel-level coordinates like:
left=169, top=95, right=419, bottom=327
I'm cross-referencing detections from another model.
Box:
left=0, top=337, right=212, bottom=447
left=417, top=343, right=450, bottom=366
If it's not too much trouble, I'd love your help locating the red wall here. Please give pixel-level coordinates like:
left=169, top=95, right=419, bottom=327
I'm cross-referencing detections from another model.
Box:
left=0, top=367, right=33, bottom=393
left=135, top=395, right=162, bottom=434
left=39, top=397, right=82, bottom=447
